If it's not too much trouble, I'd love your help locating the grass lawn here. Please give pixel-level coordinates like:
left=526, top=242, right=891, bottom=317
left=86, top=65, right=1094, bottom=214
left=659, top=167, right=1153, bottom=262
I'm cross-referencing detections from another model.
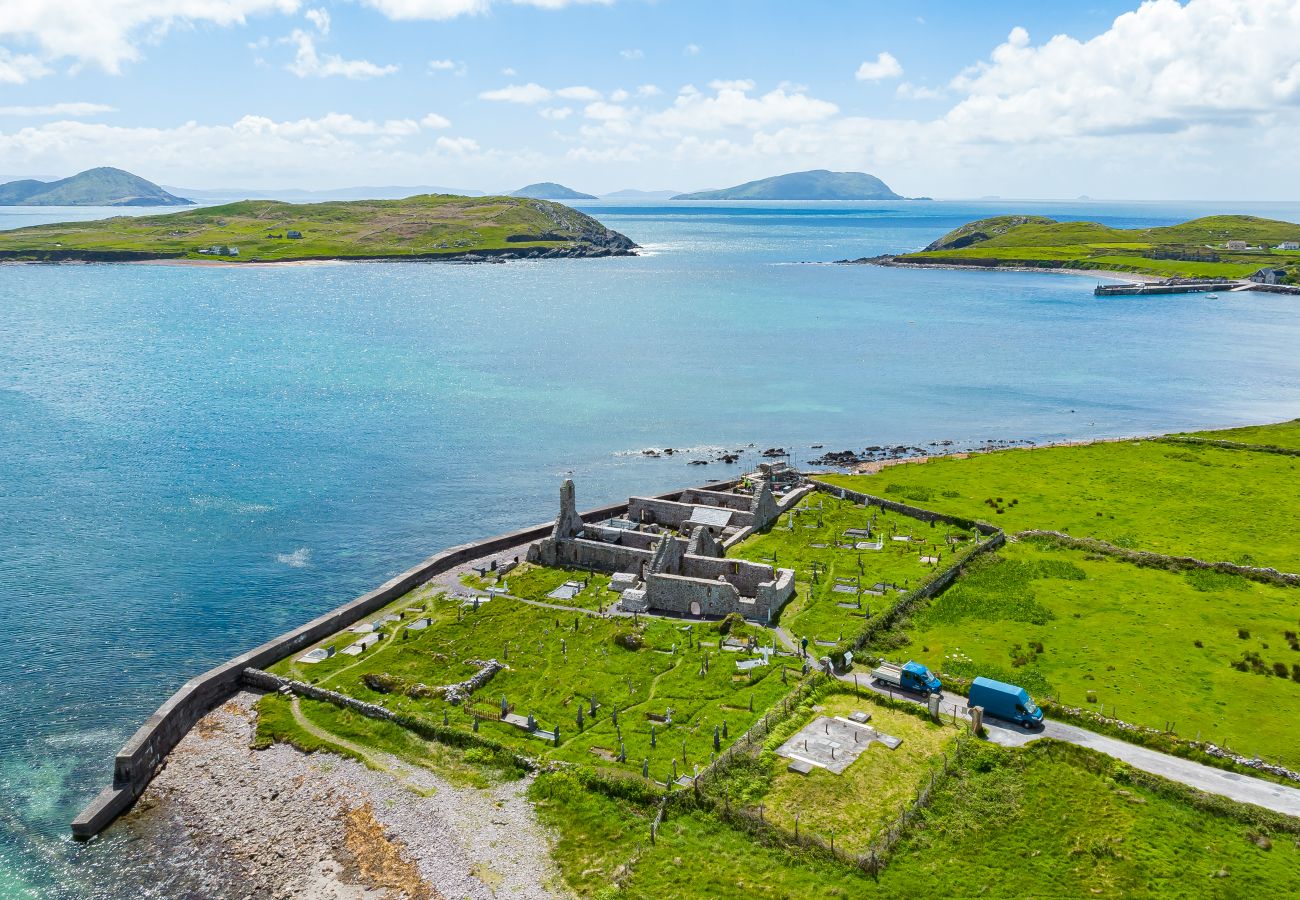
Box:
left=731, top=691, right=960, bottom=855
left=727, top=494, right=970, bottom=641
left=1181, top=418, right=1300, bottom=450
left=896, top=539, right=1300, bottom=766
left=501, top=563, right=614, bottom=612
left=268, top=587, right=799, bottom=782
left=878, top=741, right=1300, bottom=898
left=819, top=438, right=1300, bottom=570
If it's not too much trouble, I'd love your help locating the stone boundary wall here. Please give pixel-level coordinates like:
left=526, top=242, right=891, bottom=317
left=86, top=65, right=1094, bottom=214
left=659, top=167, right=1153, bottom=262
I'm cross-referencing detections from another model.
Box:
left=1157, top=435, right=1300, bottom=458
left=808, top=478, right=1000, bottom=536
left=1015, top=530, right=1300, bottom=586
left=720, top=484, right=814, bottom=550
left=71, top=478, right=738, bottom=838
left=242, top=668, right=537, bottom=770
left=805, top=479, right=1005, bottom=663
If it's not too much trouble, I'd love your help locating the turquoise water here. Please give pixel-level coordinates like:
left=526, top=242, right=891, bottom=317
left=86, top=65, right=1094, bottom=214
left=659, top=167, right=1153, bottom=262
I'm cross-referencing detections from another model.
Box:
left=3, top=199, right=1300, bottom=895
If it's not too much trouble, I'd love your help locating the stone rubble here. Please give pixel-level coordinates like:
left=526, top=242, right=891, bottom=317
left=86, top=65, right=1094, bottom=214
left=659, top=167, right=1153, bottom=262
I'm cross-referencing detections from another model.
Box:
left=117, top=691, right=563, bottom=899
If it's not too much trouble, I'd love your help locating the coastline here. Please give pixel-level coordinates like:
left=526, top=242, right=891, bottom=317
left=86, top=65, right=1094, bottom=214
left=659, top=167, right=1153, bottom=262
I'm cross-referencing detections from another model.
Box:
left=856, top=257, right=1168, bottom=283
left=111, top=691, right=561, bottom=899
left=0, top=245, right=638, bottom=267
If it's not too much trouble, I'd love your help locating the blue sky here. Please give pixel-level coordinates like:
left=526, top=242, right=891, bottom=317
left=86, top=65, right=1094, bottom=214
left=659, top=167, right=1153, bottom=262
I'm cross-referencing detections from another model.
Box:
left=0, top=0, right=1297, bottom=197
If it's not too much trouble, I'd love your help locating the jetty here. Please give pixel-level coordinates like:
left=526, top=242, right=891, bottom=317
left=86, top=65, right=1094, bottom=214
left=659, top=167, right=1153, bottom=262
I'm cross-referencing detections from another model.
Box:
left=1094, top=279, right=1238, bottom=297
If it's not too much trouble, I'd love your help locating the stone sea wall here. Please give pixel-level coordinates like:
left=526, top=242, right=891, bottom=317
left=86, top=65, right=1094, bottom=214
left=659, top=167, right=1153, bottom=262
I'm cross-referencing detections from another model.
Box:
left=71, top=478, right=738, bottom=838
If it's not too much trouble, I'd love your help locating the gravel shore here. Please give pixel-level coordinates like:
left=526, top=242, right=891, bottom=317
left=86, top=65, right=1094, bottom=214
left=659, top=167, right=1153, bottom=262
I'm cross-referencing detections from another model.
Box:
left=113, top=691, right=565, bottom=900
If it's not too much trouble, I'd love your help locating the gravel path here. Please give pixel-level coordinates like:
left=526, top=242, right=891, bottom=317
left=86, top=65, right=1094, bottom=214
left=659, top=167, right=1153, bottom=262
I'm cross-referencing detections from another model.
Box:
left=115, top=691, right=566, bottom=899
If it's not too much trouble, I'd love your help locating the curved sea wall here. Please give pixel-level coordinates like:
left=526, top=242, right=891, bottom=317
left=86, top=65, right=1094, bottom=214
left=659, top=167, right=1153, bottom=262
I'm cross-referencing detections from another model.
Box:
left=71, top=478, right=739, bottom=838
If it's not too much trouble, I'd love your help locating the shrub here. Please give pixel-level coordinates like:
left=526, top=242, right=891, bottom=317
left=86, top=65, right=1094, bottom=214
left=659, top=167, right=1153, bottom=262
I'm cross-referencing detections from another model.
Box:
left=1193, top=640, right=1203, bottom=648
left=614, top=631, right=644, bottom=651
left=1086, top=691, right=1097, bottom=703
left=1292, top=664, right=1300, bottom=683
left=1238, top=628, right=1250, bottom=639
left=1273, top=662, right=1290, bottom=678
left=717, top=612, right=745, bottom=635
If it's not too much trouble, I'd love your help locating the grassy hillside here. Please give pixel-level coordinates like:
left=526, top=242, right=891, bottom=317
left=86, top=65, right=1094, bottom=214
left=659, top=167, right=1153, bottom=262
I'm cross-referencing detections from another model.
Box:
left=0, top=193, right=635, bottom=262
left=896, top=214, right=1300, bottom=280
left=674, top=170, right=901, bottom=201
left=0, top=167, right=191, bottom=207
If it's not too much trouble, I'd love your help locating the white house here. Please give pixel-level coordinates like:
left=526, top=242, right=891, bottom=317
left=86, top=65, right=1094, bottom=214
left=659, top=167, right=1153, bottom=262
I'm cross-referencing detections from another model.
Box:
left=1226, top=240, right=1248, bottom=251
left=1279, top=241, right=1299, bottom=251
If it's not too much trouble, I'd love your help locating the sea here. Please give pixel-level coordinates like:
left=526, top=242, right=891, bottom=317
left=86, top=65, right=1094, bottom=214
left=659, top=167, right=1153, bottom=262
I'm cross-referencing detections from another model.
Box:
left=3, top=198, right=1300, bottom=897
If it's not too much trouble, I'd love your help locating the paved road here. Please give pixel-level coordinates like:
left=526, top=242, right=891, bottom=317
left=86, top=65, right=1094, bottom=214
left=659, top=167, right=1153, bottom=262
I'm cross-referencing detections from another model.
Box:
left=848, top=676, right=1300, bottom=818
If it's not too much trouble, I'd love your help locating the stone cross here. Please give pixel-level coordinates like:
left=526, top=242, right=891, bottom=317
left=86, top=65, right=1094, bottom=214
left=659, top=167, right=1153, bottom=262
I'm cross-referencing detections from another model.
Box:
left=650, top=724, right=656, bottom=747
left=713, top=725, right=721, bottom=751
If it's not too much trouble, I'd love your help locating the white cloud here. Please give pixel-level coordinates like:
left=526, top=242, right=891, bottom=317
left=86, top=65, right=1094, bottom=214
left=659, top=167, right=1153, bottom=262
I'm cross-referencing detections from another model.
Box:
left=0, top=101, right=114, bottom=116
left=855, top=51, right=902, bottom=81
left=896, top=82, right=943, bottom=100
left=0, top=0, right=300, bottom=75
left=0, top=112, right=490, bottom=187
left=583, top=101, right=628, bottom=121
left=285, top=29, right=397, bottom=79
left=304, top=6, right=329, bottom=33
left=428, top=58, right=467, bottom=76
left=636, top=84, right=660, bottom=97
left=683, top=43, right=700, bottom=56
left=435, top=135, right=480, bottom=154
left=421, top=112, right=452, bottom=128
left=556, top=85, right=601, bottom=101
left=480, top=82, right=553, bottom=103
left=540, top=106, right=573, bottom=120
left=361, top=0, right=613, bottom=21
left=501, top=66, right=517, bottom=76
left=0, top=48, right=52, bottom=84
left=942, top=0, right=1300, bottom=143
left=645, top=81, right=837, bottom=133
left=619, top=48, right=643, bottom=60
left=609, top=88, right=629, bottom=102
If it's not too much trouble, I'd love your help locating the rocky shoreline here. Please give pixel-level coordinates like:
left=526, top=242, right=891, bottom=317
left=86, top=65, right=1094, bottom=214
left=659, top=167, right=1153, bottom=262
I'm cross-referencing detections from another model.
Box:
left=109, top=691, right=563, bottom=899
left=0, top=242, right=636, bottom=266
left=835, top=254, right=1167, bottom=283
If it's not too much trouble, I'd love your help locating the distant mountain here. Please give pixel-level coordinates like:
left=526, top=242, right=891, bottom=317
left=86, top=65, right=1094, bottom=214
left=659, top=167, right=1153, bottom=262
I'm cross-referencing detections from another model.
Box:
left=672, top=170, right=902, bottom=201
left=509, top=182, right=598, bottom=200
left=169, top=184, right=486, bottom=202
left=0, top=167, right=192, bottom=207
left=601, top=189, right=681, bottom=199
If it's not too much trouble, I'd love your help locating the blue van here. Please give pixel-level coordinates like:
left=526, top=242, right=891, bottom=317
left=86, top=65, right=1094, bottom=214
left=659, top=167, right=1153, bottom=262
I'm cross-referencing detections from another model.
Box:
left=968, top=677, right=1044, bottom=728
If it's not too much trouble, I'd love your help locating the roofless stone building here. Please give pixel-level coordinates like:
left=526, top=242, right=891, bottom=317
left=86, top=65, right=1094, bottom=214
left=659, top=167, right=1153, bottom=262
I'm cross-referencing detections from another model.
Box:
left=528, top=478, right=808, bottom=622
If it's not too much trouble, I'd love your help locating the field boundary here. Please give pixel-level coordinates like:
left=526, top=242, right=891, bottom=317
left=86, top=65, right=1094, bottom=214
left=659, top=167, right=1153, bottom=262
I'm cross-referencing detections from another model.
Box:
left=1158, top=435, right=1300, bottom=457
left=1015, top=530, right=1300, bottom=586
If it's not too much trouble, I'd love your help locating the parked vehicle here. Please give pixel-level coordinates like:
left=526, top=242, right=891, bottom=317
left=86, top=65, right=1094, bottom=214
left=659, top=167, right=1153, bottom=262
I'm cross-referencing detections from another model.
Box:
left=968, top=676, right=1044, bottom=728
left=870, top=660, right=943, bottom=695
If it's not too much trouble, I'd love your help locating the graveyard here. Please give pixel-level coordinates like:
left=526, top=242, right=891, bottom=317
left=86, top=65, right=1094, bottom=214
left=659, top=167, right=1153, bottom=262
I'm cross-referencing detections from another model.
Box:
left=245, top=421, right=1300, bottom=898
left=725, top=493, right=972, bottom=642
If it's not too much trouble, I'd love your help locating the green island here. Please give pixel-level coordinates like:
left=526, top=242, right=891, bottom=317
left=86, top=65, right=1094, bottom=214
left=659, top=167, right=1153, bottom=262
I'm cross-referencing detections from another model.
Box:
left=239, top=418, right=1300, bottom=898
left=868, top=213, right=1300, bottom=282
left=0, top=193, right=635, bottom=263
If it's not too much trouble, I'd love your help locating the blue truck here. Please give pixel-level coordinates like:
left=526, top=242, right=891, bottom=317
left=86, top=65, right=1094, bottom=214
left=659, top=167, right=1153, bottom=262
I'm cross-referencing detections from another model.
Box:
left=968, top=677, right=1044, bottom=728
left=870, top=660, right=943, bottom=695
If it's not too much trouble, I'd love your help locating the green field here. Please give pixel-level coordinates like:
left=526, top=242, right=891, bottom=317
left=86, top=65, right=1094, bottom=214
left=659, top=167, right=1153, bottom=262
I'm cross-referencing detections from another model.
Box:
left=876, top=741, right=1300, bottom=898
left=0, top=194, right=632, bottom=261
left=529, top=737, right=1300, bottom=898
left=706, top=688, right=961, bottom=855
left=898, top=539, right=1300, bottom=765
left=727, top=494, right=969, bottom=640
left=820, top=437, right=1300, bottom=570
left=894, top=213, right=1300, bottom=281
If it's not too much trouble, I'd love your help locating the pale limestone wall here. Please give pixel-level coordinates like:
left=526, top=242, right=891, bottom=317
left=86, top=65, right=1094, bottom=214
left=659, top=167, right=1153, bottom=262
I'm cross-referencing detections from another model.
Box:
left=645, top=572, right=742, bottom=616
